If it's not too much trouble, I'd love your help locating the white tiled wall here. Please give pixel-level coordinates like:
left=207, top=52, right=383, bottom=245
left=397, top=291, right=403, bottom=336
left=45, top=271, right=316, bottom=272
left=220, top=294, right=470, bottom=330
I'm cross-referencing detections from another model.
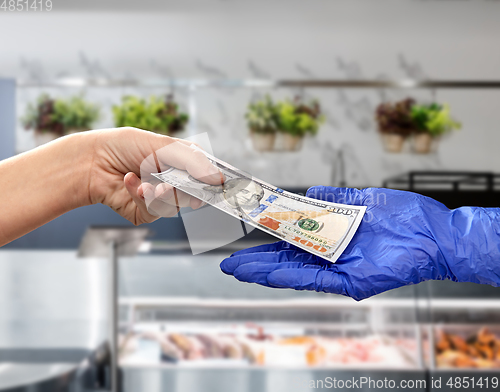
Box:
left=2, top=0, right=500, bottom=187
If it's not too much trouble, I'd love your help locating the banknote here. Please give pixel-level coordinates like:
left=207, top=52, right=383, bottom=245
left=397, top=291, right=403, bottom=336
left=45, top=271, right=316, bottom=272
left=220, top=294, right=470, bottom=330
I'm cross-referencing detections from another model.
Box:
left=152, top=152, right=366, bottom=262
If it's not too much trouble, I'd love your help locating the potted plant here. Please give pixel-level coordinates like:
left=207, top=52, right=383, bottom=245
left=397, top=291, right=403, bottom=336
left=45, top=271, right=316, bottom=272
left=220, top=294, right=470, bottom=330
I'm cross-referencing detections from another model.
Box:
left=410, top=103, right=461, bottom=154
left=245, top=95, right=278, bottom=152
left=375, top=98, right=416, bottom=153
left=22, top=94, right=65, bottom=146
left=113, top=94, right=188, bottom=135
left=56, top=95, right=100, bottom=134
left=22, top=94, right=101, bottom=146
left=275, top=97, right=324, bottom=151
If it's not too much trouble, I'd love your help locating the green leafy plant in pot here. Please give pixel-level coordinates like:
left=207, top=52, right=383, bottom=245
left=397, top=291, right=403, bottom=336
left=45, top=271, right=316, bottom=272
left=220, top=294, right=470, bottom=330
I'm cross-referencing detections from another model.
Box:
left=22, top=94, right=100, bottom=146
left=113, top=94, right=189, bottom=135
left=22, top=94, right=65, bottom=146
left=375, top=98, right=416, bottom=153
left=56, top=95, right=100, bottom=134
left=245, top=95, right=278, bottom=152
left=410, top=103, right=461, bottom=154
left=275, top=97, right=324, bottom=152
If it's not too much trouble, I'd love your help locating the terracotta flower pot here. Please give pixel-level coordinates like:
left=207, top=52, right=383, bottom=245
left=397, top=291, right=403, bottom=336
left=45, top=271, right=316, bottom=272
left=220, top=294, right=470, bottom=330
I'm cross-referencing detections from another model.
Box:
left=35, top=131, right=60, bottom=146
left=413, top=132, right=434, bottom=154
left=282, top=133, right=303, bottom=152
left=381, top=133, right=405, bottom=153
left=250, top=131, right=276, bottom=152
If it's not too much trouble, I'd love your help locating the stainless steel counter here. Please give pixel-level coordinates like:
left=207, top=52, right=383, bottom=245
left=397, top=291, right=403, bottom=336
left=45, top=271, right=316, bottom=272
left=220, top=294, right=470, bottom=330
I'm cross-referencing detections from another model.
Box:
left=0, top=363, right=76, bottom=391
left=122, top=367, right=427, bottom=392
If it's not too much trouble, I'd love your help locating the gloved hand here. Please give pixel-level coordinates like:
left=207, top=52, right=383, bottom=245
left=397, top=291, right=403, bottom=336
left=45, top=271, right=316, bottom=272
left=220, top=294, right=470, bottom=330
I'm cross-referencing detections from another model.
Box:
left=220, top=186, right=500, bottom=300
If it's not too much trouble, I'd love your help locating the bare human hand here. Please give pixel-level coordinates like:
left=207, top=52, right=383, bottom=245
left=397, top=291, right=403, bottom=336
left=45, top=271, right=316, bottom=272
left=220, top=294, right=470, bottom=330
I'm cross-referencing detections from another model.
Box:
left=88, top=127, right=224, bottom=225
left=0, top=127, right=223, bottom=246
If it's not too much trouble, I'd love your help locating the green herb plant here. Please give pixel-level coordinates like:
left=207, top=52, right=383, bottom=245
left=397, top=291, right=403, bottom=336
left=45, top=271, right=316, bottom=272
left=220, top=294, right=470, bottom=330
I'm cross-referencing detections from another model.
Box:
left=411, top=103, right=461, bottom=137
left=245, top=95, right=278, bottom=134
left=55, top=95, right=100, bottom=133
left=275, top=97, right=324, bottom=137
left=22, top=94, right=100, bottom=135
left=113, top=94, right=188, bottom=135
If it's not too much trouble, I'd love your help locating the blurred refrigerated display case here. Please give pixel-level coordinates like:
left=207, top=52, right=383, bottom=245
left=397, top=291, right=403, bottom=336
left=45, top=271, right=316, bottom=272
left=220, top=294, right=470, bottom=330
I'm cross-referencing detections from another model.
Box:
left=117, top=296, right=426, bottom=392
left=119, top=298, right=421, bottom=368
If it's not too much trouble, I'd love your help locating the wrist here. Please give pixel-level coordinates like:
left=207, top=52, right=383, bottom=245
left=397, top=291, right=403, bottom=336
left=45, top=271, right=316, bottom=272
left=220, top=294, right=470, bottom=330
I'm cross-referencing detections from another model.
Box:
left=55, top=131, right=98, bottom=210
left=435, top=207, right=500, bottom=286
left=85, top=128, right=130, bottom=206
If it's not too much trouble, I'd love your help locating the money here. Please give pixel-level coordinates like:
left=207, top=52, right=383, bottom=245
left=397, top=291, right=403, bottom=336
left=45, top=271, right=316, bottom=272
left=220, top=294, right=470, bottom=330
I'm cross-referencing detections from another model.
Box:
left=152, top=152, right=366, bottom=262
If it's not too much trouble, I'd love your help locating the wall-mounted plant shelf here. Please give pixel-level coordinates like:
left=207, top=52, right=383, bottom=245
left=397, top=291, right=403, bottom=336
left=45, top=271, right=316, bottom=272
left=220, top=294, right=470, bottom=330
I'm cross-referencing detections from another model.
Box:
left=16, top=78, right=500, bottom=89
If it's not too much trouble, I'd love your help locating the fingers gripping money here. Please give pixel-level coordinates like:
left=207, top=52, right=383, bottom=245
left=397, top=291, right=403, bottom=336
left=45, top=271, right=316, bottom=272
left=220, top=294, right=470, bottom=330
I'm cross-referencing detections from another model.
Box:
left=173, top=176, right=264, bottom=210
left=139, top=140, right=224, bottom=217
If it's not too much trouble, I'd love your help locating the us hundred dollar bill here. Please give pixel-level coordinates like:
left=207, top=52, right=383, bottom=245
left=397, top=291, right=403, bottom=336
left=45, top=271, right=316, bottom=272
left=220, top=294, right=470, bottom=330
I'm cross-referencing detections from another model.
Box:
left=152, top=152, right=366, bottom=262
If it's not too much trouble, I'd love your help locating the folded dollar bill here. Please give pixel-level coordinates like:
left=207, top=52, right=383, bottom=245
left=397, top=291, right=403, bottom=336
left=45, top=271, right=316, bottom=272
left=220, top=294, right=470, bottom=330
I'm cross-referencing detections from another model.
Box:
left=152, top=152, right=366, bottom=262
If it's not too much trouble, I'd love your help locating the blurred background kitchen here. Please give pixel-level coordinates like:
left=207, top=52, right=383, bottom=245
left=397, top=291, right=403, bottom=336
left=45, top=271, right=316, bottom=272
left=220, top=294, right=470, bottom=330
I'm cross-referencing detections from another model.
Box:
left=1, top=0, right=500, bottom=391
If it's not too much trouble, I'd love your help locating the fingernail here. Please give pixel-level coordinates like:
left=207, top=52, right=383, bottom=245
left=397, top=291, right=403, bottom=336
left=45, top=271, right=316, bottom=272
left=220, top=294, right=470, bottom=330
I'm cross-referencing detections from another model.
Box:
left=157, top=184, right=174, bottom=200
left=144, top=188, right=154, bottom=201
left=208, top=171, right=224, bottom=184
left=138, top=185, right=145, bottom=200
left=128, top=173, right=140, bottom=187
left=161, top=188, right=174, bottom=200
left=191, top=198, right=203, bottom=209
left=204, top=162, right=224, bottom=184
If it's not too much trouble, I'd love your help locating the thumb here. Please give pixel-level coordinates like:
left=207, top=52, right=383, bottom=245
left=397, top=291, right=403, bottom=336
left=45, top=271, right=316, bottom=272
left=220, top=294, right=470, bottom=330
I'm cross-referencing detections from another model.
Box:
left=306, top=186, right=364, bottom=206
left=185, top=149, right=224, bottom=185
left=141, top=137, right=224, bottom=186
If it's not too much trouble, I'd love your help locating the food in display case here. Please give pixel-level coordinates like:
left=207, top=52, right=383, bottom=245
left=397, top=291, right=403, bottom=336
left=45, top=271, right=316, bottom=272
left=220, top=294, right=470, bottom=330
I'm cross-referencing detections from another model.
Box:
left=435, top=327, right=500, bottom=369
left=272, top=335, right=413, bottom=368
left=120, top=324, right=416, bottom=369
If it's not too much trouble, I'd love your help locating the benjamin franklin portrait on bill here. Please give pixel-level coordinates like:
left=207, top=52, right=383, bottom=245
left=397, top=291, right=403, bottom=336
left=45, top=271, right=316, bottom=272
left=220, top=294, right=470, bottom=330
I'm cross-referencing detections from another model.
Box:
left=203, top=178, right=264, bottom=210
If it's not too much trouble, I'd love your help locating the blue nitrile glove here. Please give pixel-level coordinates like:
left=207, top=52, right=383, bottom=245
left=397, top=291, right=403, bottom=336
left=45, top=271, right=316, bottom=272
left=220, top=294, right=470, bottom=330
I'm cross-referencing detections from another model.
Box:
left=220, top=186, right=500, bottom=301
